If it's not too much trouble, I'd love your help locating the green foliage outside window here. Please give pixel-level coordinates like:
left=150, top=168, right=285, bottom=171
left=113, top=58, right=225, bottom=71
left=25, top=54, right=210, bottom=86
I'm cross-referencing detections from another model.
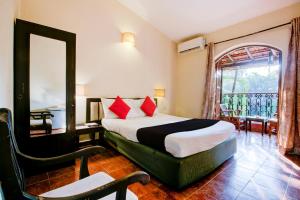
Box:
left=221, top=65, right=279, bottom=117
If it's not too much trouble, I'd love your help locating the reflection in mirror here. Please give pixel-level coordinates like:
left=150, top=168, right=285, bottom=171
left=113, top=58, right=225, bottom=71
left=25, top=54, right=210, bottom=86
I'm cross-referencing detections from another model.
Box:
left=30, top=34, right=66, bottom=136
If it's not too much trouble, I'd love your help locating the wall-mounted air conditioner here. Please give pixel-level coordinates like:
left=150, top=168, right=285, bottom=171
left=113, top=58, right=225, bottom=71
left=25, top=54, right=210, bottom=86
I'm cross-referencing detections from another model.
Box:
left=177, top=37, right=206, bottom=53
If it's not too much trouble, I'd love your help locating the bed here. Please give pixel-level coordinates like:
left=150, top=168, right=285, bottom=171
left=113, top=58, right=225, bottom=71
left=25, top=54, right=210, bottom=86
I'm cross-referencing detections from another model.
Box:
left=86, top=98, right=237, bottom=189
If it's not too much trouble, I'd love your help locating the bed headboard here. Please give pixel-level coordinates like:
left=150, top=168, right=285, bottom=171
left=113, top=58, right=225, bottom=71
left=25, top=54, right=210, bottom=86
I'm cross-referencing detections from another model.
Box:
left=85, top=97, right=149, bottom=124
left=86, top=98, right=102, bottom=124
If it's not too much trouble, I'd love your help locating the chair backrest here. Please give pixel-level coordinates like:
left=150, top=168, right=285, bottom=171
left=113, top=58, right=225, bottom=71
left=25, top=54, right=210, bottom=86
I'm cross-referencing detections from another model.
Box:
left=220, top=104, right=228, bottom=111
left=0, top=108, right=25, bottom=199
left=220, top=104, right=230, bottom=117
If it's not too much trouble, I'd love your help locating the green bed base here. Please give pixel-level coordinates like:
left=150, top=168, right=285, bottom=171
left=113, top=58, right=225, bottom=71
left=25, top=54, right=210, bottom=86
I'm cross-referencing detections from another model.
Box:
left=104, top=130, right=237, bottom=189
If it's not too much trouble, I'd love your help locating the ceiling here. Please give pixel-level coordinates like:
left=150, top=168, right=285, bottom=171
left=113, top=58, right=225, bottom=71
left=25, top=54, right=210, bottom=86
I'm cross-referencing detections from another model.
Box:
left=117, top=0, right=300, bottom=41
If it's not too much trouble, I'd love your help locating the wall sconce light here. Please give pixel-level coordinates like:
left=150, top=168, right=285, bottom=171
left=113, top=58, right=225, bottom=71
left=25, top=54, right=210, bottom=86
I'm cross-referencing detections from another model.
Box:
left=154, top=88, right=165, bottom=105
left=121, top=32, right=135, bottom=46
left=76, top=84, right=86, bottom=96
left=154, top=88, right=165, bottom=98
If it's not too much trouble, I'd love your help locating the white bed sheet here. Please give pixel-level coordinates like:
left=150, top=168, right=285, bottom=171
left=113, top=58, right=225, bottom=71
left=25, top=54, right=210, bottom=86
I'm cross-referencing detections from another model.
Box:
left=102, top=114, right=235, bottom=158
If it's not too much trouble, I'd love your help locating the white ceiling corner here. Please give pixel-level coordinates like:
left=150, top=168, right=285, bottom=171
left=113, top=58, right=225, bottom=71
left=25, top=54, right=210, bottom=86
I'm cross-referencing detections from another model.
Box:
left=117, top=0, right=300, bottom=41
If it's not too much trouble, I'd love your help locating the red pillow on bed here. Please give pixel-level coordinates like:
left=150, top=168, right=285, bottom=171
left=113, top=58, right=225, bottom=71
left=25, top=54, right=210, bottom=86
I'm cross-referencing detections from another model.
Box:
left=140, top=96, right=156, bottom=117
left=109, top=96, right=131, bottom=119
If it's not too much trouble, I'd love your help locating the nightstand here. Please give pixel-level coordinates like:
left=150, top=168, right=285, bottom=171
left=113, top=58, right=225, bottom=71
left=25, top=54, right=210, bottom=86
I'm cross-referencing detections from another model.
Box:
left=75, top=124, right=104, bottom=149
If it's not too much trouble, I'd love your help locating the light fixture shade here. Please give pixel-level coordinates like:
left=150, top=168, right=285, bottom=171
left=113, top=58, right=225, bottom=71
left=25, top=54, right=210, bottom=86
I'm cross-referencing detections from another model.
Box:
left=76, top=84, right=85, bottom=96
left=154, top=88, right=165, bottom=97
left=121, top=32, right=135, bottom=46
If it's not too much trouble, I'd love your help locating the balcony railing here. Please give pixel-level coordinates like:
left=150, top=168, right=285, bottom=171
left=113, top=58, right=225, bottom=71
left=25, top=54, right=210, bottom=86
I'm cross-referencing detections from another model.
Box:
left=221, top=92, right=278, bottom=118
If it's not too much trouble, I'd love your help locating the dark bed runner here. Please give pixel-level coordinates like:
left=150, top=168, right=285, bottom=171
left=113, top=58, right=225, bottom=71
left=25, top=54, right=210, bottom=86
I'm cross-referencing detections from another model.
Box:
left=136, top=119, right=219, bottom=152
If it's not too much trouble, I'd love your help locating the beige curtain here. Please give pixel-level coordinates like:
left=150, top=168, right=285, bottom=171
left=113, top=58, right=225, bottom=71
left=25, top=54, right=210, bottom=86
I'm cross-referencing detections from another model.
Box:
left=278, top=17, right=300, bottom=154
left=201, top=43, right=221, bottom=119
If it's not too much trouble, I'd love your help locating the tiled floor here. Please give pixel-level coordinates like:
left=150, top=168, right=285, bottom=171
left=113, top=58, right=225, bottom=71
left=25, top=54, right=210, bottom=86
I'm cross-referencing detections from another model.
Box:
left=26, top=131, right=300, bottom=200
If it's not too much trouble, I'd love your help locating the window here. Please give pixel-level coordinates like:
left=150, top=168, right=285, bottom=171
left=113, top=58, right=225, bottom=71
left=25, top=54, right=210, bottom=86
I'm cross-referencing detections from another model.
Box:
left=217, top=45, right=281, bottom=118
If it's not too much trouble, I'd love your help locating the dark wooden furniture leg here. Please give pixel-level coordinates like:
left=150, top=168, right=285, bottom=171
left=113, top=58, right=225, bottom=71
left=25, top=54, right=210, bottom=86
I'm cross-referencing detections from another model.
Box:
left=264, top=121, right=268, bottom=136
left=89, top=132, right=96, bottom=145
left=76, top=125, right=104, bottom=149
left=249, top=121, right=252, bottom=132
left=269, top=123, right=272, bottom=137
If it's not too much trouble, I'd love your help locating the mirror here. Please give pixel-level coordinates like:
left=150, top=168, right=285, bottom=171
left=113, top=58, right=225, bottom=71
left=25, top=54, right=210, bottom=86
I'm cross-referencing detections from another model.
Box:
left=14, top=19, right=76, bottom=157
left=29, top=34, right=66, bottom=135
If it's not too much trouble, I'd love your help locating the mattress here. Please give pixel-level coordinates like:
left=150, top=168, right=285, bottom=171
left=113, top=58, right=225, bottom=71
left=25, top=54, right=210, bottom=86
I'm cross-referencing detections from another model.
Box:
left=102, top=114, right=235, bottom=158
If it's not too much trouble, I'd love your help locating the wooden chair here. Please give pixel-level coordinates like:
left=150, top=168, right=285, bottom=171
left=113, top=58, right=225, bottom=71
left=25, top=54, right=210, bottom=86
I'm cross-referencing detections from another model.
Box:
left=0, top=108, right=150, bottom=200
left=30, top=111, right=54, bottom=134
left=220, top=104, right=245, bottom=132
left=220, top=104, right=235, bottom=117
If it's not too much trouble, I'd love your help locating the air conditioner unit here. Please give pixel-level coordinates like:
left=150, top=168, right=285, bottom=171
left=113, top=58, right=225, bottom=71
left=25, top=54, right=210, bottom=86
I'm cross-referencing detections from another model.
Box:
left=177, top=37, right=206, bottom=53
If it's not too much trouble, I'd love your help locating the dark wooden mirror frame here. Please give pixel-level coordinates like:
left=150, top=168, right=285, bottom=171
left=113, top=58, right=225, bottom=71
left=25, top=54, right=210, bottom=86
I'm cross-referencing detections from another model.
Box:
left=14, top=19, right=76, bottom=155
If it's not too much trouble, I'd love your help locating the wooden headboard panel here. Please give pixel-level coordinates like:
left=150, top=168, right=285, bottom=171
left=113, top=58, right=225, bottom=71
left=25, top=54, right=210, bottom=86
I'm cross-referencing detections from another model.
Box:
left=86, top=98, right=102, bottom=124
left=85, top=97, right=149, bottom=124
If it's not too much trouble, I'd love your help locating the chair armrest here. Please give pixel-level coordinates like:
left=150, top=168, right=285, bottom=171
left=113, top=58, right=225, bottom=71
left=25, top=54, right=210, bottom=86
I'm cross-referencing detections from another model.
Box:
left=22, top=192, right=39, bottom=200
left=31, top=113, right=54, bottom=120
left=221, top=109, right=235, bottom=116
left=38, top=171, right=150, bottom=200
left=221, top=109, right=233, bottom=112
left=17, top=146, right=106, bottom=167
left=19, top=146, right=106, bottom=181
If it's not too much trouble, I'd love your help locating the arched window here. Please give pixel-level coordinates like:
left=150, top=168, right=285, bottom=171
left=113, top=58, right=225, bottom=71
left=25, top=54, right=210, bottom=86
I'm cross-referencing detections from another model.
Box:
left=217, top=45, right=282, bottom=118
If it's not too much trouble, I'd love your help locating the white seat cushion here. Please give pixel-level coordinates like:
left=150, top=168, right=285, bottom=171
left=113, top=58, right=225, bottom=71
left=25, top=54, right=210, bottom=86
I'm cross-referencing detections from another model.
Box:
left=30, top=119, right=52, bottom=126
left=41, top=172, right=138, bottom=200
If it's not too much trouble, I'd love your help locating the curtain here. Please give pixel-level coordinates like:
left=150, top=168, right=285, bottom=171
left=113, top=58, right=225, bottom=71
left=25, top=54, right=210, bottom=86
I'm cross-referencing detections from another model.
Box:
left=278, top=17, right=300, bottom=154
left=201, top=43, right=222, bottom=119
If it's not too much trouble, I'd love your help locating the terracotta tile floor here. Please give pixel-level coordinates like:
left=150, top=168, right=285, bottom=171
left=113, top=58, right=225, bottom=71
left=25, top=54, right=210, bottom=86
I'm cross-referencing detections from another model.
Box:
left=26, top=131, right=300, bottom=200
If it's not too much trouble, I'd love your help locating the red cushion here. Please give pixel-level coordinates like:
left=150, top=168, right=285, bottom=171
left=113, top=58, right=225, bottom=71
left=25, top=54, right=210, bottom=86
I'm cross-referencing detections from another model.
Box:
left=109, top=96, right=131, bottom=119
left=140, top=96, right=156, bottom=117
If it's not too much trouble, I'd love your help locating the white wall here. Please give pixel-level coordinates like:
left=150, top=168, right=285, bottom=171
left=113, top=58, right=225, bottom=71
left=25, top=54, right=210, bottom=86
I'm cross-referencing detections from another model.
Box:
left=19, top=0, right=177, bottom=123
left=175, top=3, right=300, bottom=118
left=0, top=0, right=19, bottom=109
left=175, top=49, right=207, bottom=118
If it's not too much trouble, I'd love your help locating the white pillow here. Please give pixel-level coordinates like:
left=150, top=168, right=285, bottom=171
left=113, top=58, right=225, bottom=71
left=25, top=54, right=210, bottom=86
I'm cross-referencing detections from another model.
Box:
left=101, top=98, right=118, bottom=119
left=125, top=99, right=146, bottom=118
left=126, top=98, right=159, bottom=118
left=101, top=98, right=146, bottom=119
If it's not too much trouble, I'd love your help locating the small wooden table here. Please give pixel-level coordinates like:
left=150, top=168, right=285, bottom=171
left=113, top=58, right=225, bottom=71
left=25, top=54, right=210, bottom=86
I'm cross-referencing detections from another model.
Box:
left=245, top=116, right=268, bottom=135
left=76, top=124, right=104, bottom=149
